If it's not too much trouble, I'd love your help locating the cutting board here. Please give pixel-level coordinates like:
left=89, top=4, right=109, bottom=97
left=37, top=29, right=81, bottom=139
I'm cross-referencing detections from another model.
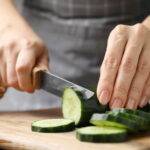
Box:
left=0, top=108, right=150, bottom=150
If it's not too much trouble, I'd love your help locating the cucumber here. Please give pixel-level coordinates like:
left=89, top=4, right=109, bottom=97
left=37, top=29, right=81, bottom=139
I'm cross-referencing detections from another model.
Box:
left=32, top=119, right=75, bottom=133
left=108, top=111, right=150, bottom=130
left=90, top=113, right=138, bottom=132
left=138, top=103, right=150, bottom=112
left=111, top=108, right=150, bottom=121
left=62, top=87, right=108, bottom=126
left=76, top=126, right=127, bottom=143
left=86, top=86, right=96, bottom=92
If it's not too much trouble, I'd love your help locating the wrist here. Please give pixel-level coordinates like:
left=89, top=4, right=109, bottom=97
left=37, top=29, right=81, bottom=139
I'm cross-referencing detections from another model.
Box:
left=0, top=0, right=32, bottom=33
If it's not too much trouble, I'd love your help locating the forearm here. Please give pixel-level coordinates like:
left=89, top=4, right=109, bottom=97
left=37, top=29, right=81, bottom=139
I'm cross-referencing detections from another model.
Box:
left=0, top=0, right=35, bottom=34
left=142, top=15, right=150, bottom=29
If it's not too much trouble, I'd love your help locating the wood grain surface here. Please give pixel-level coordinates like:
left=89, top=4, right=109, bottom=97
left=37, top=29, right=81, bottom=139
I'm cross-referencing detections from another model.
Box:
left=0, top=108, right=150, bottom=150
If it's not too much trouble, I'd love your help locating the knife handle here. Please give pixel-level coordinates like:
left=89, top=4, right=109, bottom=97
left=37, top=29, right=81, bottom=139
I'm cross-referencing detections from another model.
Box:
left=32, top=67, right=42, bottom=89
left=0, top=86, right=7, bottom=98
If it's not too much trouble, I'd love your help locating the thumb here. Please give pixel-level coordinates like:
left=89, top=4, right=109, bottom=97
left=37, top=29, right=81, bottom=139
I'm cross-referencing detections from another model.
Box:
left=32, top=54, right=50, bottom=89
left=36, top=53, right=50, bottom=71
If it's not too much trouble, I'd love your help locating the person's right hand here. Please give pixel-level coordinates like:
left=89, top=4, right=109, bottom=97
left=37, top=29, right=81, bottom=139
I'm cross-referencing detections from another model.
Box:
left=0, top=23, right=49, bottom=93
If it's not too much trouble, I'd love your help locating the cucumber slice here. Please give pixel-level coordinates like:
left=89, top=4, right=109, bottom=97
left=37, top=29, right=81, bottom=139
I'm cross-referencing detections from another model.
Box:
left=108, top=110, right=150, bottom=130
left=90, top=113, right=138, bottom=132
left=111, top=108, right=150, bottom=121
left=32, top=119, right=75, bottom=133
left=76, top=126, right=127, bottom=143
left=62, top=87, right=108, bottom=126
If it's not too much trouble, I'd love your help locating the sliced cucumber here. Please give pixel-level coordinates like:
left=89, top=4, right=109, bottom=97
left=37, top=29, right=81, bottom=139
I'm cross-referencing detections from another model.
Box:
left=62, top=87, right=108, bottom=126
left=111, top=108, right=150, bottom=121
left=32, top=119, right=75, bottom=133
left=90, top=113, right=138, bottom=132
left=108, top=110, right=150, bottom=130
left=76, top=126, right=127, bottom=143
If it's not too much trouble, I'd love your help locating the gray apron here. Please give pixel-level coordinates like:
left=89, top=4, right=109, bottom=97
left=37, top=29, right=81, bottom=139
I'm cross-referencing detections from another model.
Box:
left=0, top=0, right=149, bottom=111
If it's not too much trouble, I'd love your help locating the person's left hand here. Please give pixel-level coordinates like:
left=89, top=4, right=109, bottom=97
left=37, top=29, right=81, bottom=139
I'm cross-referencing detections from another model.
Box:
left=97, top=23, right=150, bottom=109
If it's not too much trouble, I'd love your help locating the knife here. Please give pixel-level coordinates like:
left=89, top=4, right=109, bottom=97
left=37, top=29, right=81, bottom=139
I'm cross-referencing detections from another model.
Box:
left=33, top=68, right=94, bottom=99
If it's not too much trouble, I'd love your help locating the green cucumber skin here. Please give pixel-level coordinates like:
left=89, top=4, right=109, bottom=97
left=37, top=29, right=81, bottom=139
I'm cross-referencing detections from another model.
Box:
left=76, top=130, right=127, bottom=143
left=32, top=122, right=75, bottom=133
left=138, top=103, right=150, bottom=113
left=111, top=108, right=150, bottom=122
left=109, top=111, right=150, bottom=130
left=86, top=86, right=96, bottom=92
left=90, top=113, right=138, bottom=133
left=74, top=91, right=108, bottom=127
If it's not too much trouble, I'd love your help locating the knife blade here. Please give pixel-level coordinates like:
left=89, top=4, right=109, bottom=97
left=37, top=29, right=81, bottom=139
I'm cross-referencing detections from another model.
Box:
left=33, top=69, right=94, bottom=99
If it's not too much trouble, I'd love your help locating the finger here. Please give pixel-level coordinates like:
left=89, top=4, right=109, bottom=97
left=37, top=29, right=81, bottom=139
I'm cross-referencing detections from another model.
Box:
left=0, top=46, right=7, bottom=87
left=97, top=25, right=128, bottom=104
left=139, top=74, right=150, bottom=107
left=16, top=49, right=36, bottom=92
left=35, top=49, right=49, bottom=71
left=5, top=42, right=20, bottom=89
left=32, top=52, right=49, bottom=89
left=110, top=24, right=145, bottom=109
left=126, top=44, right=150, bottom=109
left=0, top=63, right=7, bottom=87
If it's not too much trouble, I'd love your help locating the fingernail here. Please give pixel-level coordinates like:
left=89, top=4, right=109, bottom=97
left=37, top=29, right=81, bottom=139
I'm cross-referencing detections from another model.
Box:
left=99, top=90, right=109, bottom=104
left=111, top=99, right=122, bottom=108
left=139, top=96, right=147, bottom=108
left=126, top=99, right=136, bottom=109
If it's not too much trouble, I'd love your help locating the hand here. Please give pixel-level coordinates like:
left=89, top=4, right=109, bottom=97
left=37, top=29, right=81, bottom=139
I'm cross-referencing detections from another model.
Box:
left=0, top=23, right=49, bottom=93
left=97, top=23, right=150, bottom=109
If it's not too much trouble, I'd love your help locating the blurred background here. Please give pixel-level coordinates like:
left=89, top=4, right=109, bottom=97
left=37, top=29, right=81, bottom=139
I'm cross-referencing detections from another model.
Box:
left=14, top=0, right=23, bottom=12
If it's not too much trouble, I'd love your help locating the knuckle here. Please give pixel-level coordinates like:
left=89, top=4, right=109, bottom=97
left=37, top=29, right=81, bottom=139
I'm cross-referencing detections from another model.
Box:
left=0, top=24, right=12, bottom=32
left=16, top=64, right=28, bottom=73
left=21, top=38, right=45, bottom=51
left=21, top=38, right=35, bottom=49
left=115, top=24, right=127, bottom=34
left=21, top=38, right=30, bottom=45
left=131, top=86, right=141, bottom=95
left=115, top=84, right=127, bottom=96
left=134, top=23, right=145, bottom=36
left=5, top=40, right=16, bottom=49
left=109, top=25, right=127, bottom=41
left=121, top=57, right=135, bottom=73
left=137, top=61, right=150, bottom=74
left=102, top=55, right=119, bottom=70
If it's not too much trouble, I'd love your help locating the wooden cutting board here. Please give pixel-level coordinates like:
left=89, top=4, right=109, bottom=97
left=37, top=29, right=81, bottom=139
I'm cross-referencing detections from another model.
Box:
left=0, top=108, right=150, bottom=150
